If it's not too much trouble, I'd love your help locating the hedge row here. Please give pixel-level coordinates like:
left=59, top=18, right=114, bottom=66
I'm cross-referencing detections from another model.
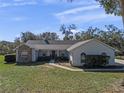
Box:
left=4, top=54, right=16, bottom=63
left=37, top=56, right=69, bottom=62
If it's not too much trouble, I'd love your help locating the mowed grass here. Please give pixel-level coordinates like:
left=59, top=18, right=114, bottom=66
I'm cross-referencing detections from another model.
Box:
left=0, top=55, right=124, bottom=93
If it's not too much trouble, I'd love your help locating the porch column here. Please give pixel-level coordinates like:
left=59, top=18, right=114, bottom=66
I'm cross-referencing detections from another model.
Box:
left=16, top=50, right=19, bottom=62
left=32, top=49, right=36, bottom=62
left=47, top=50, right=50, bottom=56
left=57, top=50, right=60, bottom=57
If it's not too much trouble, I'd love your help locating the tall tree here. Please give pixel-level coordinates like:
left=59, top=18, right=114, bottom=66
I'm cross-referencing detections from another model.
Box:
left=60, top=24, right=76, bottom=40
left=14, top=37, right=21, bottom=46
left=96, top=0, right=124, bottom=25
left=75, top=25, right=124, bottom=51
left=21, top=31, right=36, bottom=43
left=37, top=32, right=59, bottom=40
left=78, top=27, right=100, bottom=40
left=74, top=32, right=81, bottom=40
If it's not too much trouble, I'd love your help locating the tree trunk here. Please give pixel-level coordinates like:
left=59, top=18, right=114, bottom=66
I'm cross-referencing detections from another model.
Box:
left=120, top=0, right=124, bottom=27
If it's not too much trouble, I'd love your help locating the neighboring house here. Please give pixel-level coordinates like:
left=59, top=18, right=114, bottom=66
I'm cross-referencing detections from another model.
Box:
left=15, top=39, right=115, bottom=66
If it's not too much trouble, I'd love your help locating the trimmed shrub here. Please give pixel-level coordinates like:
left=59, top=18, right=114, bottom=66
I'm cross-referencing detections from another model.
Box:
left=55, top=57, right=69, bottom=62
left=5, top=54, right=16, bottom=63
left=37, top=56, right=51, bottom=62
left=37, top=56, right=69, bottom=62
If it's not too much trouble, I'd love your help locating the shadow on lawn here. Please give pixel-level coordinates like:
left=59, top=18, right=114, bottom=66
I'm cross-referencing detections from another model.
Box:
left=4, top=62, right=15, bottom=64
left=15, top=61, right=48, bottom=66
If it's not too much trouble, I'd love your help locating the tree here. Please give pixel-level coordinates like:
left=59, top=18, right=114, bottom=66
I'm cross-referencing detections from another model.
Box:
left=102, top=25, right=124, bottom=50
left=37, top=32, right=59, bottom=40
left=21, top=31, right=36, bottom=42
left=75, top=27, right=100, bottom=40
left=67, top=0, right=120, bottom=15
left=14, top=37, right=21, bottom=46
left=96, top=0, right=121, bottom=15
left=60, top=24, right=76, bottom=40
left=74, top=32, right=81, bottom=40
left=20, top=31, right=59, bottom=41
left=74, top=25, right=124, bottom=52
left=96, top=0, right=124, bottom=25
left=0, top=41, right=16, bottom=54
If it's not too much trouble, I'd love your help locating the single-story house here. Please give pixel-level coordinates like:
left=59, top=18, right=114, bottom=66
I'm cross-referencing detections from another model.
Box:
left=15, top=39, right=115, bottom=66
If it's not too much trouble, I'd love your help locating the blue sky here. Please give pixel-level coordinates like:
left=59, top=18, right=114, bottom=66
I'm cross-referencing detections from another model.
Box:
left=0, top=0, right=123, bottom=41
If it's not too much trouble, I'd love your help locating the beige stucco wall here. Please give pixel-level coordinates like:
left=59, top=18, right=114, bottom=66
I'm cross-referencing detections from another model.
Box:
left=16, top=45, right=32, bottom=63
left=69, top=40, right=115, bottom=66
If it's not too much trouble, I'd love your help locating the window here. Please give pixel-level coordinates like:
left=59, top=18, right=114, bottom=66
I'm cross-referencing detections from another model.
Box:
left=81, top=52, right=86, bottom=63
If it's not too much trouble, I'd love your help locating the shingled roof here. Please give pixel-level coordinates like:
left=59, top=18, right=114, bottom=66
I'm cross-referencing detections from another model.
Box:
left=67, top=39, right=115, bottom=51
left=26, top=40, right=80, bottom=45
left=16, top=39, right=115, bottom=51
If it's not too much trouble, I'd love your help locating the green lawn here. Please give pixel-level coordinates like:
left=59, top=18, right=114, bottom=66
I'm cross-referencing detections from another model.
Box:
left=0, top=55, right=124, bottom=93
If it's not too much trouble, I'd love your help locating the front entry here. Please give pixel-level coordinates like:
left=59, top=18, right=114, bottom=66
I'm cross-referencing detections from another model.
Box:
left=51, top=50, right=56, bottom=59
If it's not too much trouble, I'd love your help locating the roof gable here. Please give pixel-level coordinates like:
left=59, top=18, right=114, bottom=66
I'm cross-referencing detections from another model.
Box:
left=15, top=44, right=30, bottom=50
left=67, top=39, right=115, bottom=51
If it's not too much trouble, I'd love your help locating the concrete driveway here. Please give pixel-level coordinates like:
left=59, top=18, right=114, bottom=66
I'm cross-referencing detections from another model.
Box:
left=50, top=59, right=124, bottom=72
left=115, top=59, right=124, bottom=66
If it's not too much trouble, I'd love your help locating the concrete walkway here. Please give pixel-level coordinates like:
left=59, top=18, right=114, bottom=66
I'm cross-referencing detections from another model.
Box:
left=49, top=63, right=84, bottom=71
left=49, top=59, right=124, bottom=72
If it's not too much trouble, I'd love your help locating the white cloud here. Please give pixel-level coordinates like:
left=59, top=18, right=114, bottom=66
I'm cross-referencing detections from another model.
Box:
left=13, top=0, right=24, bottom=2
left=12, top=16, right=27, bottom=21
left=0, top=3, right=11, bottom=8
left=68, top=0, right=98, bottom=6
left=56, top=5, right=100, bottom=16
left=0, top=0, right=38, bottom=8
left=71, top=29, right=80, bottom=34
left=56, top=12, right=117, bottom=24
left=54, top=3, right=121, bottom=25
left=42, top=0, right=74, bottom=4
left=55, top=5, right=104, bottom=24
left=42, top=0, right=58, bottom=4
left=42, top=0, right=98, bottom=5
left=13, top=1, right=37, bottom=6
left=13, top=0, right=37, bottom=2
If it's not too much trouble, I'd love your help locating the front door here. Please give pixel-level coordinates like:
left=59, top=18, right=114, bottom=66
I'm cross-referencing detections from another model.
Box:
left=51, top=50, right=56, bottom=59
